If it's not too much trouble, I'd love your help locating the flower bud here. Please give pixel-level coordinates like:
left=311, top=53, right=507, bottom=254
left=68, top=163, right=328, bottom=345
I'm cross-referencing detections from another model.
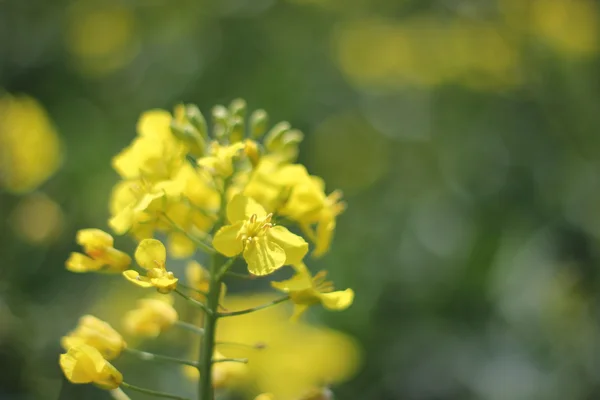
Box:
left=229, top=98, right=247, bottom=119
left=244, top=139, right=261, bottom=168
left=185, top=104, right=208, bottom=139
left=264, top=121, right=291, bottom=151
left=250, top=109, right=269, bottom=138
left=212, top=105, right=229, bottom=140
left=230, top=116, right=245, bottom=143
left=170, top=121, right=206, bottom=157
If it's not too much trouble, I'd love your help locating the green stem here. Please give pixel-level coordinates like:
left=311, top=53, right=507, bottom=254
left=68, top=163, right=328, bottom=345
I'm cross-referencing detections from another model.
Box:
left=218, top=296, right=290, bottom=318
left=121, top=382, right=191, bottom=400
left=224, top=271, right=257, bottom=280
left=124, top=347, right=199, bottom=368
left=174, top=288, right=212, bottom=316
left=216, top=256, right=239, bottom=280
left=175, top=321, right=205, bottom=335
left=198, top=252, right=223, bottom=400
left=161, top=212, right=215, bottom=254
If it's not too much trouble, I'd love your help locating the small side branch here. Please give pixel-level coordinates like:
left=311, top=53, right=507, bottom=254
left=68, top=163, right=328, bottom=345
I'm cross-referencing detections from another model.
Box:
left=121, top=382, right=191, bottom=400
left=175, top=321, right=205, bottom=335
left=174, top=289, right=212, bottom=316
left=218, top=296, right=290, bottom=318
left=124, top=347, right=199, bottom=368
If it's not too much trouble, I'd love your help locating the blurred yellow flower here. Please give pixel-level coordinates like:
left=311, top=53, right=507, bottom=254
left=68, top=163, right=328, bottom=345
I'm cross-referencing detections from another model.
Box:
left=213, top=194, right=308, bottom=276
left=530, top=0, right=598, bottom=56
left=123, top=239, right=178, bottom=293
left=9, top=192, right=64, bottom=244
left=60, top=344, right=123, bottom=390
left=183, top=350, right=248, bottom=389
left=272, top=263, right=354, bottom=320
left=66, top=229, right=131, bottom=274
left=255, top=394, right=276, bottom=400
left=0, top=93, right=62, bottom=193
left=65, top=3, right=139, bottom=76
left=62, top=315, right=126, bottom=360
left=122, top=295, right=178, bottom=338
left=198, top=141, right=246, bottom=177
left=113, top=110, right=186, bottom=182
left=213, top=293, right=361, bottom=399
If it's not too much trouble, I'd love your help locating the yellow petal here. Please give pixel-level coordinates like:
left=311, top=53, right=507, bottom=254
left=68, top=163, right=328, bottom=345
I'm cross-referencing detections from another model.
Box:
left=76, top=229, right=113, bottom=250
left=290, top=304, right=310, bottom=322
left=227, top=194, right=267, bottom=223
left=213, top=222, right=244, bottom=257
left=319, top=289, right=354, bottom=311
left=123, top=270, right=154, bottom=288
left=59, top=349, right=93, bottom=384
left=150, top=276, right=178, bottom=293
left=312, top=216, right=335, bottom=258
left=255, top=394, right=276, bottom=400
left=137, top=110, right=172, bottom=138
left=168, top=232, right=196, bottom=259
left=66, top=252, right=103, bottom=273
left=271, top=264, right=313, bottom=293
left=243, top=236, right=286, bottom=276
left=135, top=239, right=166, bottom=270
left=108, top=207, right=134, bottom=235
left=267, top=226, right=308, bottom=265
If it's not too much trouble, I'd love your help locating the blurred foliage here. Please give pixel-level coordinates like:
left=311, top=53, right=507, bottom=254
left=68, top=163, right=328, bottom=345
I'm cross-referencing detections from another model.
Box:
left=3, top=0, right=600, bottom=399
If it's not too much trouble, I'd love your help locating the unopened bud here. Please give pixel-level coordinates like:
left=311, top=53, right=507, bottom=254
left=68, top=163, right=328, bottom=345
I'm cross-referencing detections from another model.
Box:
left=230, top=116, right=245, bottom=143
left=249, top=109, right=269, bottom=138
left=244, top=139, right=261, bottom=167
left=212, top=105, right=229, bottom=140
left=185, top=105, right=208, bottom=138
left=170, top=121, right=206, bottom=157
left=229, top=98, right=247, bottom=119
left=264, top=121, right=291, bottom=151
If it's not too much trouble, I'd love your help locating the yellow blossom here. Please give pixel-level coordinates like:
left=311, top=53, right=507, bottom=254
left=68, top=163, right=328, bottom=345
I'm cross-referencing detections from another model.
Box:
left=0, top=93, right=62, bottom=193
left=66, top=229, right=131, bottom=273
left=213, top=194, right=308, bottom=276
left=61, top=315, right=126, bottom=360
left=112, top=110, right=186, bottom=181
left=280, top=169, right=345, bottom=257
left=123, top=239, right=178, bottom=293
left=212, top=293, right=361, bottom=399
left=198, top=141, right=246, bottom=177
left=272, top=263, right=354, bottom=320
left=122, top=295, right=178, bottom=337
left=60, top=344, right=123, bottom=389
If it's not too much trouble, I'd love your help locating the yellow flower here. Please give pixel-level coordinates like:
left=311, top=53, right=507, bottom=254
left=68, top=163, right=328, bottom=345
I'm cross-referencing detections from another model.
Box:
left=122, top=295, right=178, bottom=337
left=280, top=169, right=345, bottom=257
left=112, top=110, right=186, bottom=181
left=213, top=194, right=308, bottom=276
left=66, top=229, right=131, bottom=273
left=212, top=293, right=361, bottom=399
left=108, top=179, right=165, bottom=237
left=61, top=315, right=126, bottom=360
left=60, top=344, right=123, bottom=390
left=0, top=93, right=62, bottom=194
left=183, top=350, right=247, bottom=389
left=197, top=141, right=246, bottom=177
left=123, top=239, right=178, bottom=293
left=272, top=263, right=354, bottom=320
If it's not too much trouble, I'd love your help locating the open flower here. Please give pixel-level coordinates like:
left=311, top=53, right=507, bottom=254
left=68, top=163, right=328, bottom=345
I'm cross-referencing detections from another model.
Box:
left=122, top=295, right=178, bottom=337
left=60, top=344, right=123, bottom=390
left=66, top=229, right=131, bottom=273
left=123, top=239, right=178, bottom=293
left=61, top=315, right=126, bottom=360
left=213, top=194, right=308, bottom=276
left=271, top=263, right=354, bottom=320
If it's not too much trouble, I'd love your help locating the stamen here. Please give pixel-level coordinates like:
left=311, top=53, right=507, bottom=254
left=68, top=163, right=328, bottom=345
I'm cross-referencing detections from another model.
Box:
left=249, top=214, right=257, bottom=223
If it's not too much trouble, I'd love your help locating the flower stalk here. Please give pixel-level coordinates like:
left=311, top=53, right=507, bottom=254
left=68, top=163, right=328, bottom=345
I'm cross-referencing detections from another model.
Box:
left=121, top=382, right=191, bottom=400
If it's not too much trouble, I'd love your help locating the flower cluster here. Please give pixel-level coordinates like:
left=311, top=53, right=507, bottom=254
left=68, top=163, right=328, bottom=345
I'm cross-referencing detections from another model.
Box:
left=59, top=100, right=355, bottom=400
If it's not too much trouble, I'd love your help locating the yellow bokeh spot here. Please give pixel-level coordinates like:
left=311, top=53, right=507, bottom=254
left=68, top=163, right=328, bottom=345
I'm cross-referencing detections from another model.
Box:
left=65, top=3, right=139, bottom=76
left=531, top=0, right=598, bottom=56
left=0, top=93, right=62, bottom=193
left=333, top=17, right=521, bottom=91
left=309, top=112, right=390, bottom=194
left=10, top=193, right=64, bottom=244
